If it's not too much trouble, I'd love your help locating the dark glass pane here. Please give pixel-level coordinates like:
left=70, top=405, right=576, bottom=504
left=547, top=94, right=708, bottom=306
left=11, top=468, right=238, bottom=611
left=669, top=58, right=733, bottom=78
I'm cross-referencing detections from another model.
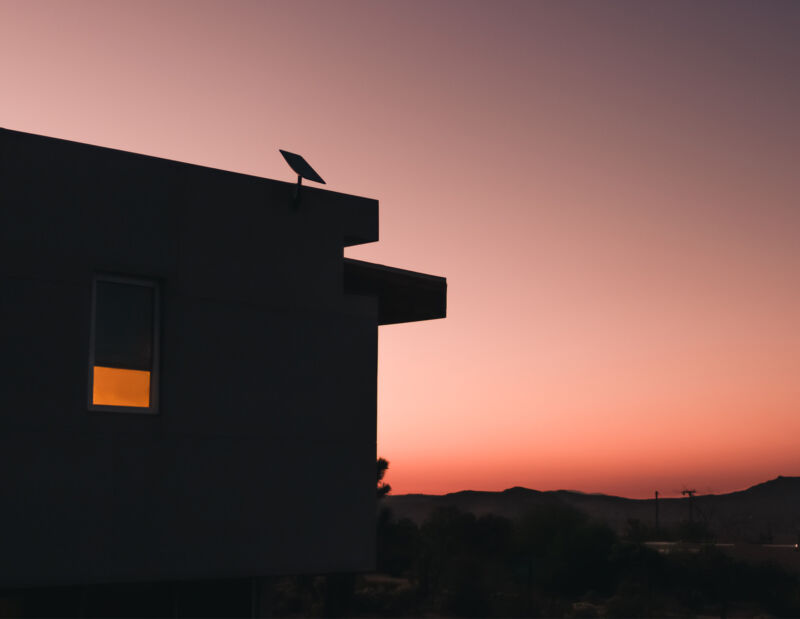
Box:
left=94, top=280, right=154, bottom=371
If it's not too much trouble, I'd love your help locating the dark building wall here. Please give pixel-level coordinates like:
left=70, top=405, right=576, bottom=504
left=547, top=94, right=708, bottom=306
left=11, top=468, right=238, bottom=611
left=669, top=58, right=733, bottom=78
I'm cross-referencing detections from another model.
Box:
left=0, top=129, right=380, bottom=587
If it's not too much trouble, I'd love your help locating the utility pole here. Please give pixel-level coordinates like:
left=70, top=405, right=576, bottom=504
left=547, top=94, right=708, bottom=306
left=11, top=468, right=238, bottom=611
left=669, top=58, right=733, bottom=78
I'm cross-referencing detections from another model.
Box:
left=654, top=490, right=660, bottom=536
left=682, top=489, right=696, bottom=523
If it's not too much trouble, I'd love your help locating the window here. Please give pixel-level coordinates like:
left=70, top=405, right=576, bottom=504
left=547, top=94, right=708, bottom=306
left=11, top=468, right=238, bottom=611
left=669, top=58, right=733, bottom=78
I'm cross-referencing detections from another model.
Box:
left=88, top=275, right=159, bottom=413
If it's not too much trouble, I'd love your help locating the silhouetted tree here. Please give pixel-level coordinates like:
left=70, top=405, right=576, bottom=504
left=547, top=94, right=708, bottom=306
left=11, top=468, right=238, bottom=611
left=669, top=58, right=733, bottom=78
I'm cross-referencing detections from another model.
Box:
left=377, top=515, right=420, bottom=577
left=323, top=457, right=391, bottom=616
left=514, top=504, right=616, bottom=599
left=377, top=457, right=391, bottom=499
left=366, top=497, right=800, bottom=618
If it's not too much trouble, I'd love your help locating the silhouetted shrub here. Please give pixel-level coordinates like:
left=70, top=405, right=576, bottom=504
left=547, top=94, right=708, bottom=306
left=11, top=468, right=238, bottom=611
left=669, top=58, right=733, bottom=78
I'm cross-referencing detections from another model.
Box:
left=366, top=501, right=800, bottom=617
left=514, top=504, right=617, bottom=598
left=376, top=512, right=420, bottom=577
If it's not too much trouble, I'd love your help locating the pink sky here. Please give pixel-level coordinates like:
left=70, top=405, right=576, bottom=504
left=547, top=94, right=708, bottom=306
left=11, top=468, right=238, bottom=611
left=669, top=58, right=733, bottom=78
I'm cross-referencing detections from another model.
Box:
left=2, top=0, right=798, bottom=498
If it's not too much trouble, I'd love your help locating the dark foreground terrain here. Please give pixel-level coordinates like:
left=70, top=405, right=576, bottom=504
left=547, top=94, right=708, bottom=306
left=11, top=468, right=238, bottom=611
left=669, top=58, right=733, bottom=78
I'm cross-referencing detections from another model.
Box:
left=355, top=502, right=800, bottom=617
left=3, top=477, right=799, bottom=617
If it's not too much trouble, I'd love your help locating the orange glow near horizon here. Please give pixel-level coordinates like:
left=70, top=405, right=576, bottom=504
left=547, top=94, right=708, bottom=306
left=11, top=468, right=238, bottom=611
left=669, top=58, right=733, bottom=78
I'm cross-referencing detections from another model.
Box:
left=92, top=366, right=151, bottom=408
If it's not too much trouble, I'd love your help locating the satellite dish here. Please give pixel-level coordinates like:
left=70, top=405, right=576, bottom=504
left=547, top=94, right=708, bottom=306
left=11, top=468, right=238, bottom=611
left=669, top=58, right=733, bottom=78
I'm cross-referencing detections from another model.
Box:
left=279, top=150, right=325, bottom=209
left=279, top=150, right=326, bottom=185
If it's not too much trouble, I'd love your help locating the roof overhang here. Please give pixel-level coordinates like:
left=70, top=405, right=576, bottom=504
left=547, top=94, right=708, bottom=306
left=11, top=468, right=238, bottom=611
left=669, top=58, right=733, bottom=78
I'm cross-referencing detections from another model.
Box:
left=343, top=259, right=447, bottom=325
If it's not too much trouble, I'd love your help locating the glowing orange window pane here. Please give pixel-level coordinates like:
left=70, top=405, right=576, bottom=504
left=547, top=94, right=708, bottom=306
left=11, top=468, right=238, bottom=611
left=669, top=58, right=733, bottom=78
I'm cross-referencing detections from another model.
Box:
left=93, top=366, right=151, bottom=407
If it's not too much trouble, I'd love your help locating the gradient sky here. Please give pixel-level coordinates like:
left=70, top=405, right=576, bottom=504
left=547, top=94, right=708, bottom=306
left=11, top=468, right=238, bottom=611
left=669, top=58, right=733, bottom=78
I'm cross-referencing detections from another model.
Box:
left=2, top=0, right=798, bottom=498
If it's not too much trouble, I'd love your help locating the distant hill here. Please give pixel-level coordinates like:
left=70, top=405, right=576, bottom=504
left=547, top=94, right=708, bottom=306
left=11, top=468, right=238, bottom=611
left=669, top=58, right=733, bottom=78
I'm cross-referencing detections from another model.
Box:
left=384, top=476, right=800, bottom=543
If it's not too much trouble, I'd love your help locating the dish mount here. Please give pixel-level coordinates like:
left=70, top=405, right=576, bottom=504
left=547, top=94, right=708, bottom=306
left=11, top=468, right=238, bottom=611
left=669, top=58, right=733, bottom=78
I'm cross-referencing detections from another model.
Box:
left=279, top=149, right=326, bottom=209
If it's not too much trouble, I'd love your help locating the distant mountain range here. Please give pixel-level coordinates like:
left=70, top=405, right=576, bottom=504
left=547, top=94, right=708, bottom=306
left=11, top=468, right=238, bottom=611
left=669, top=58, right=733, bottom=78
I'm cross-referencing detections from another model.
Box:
left=384, top=476, right=800, bottom=544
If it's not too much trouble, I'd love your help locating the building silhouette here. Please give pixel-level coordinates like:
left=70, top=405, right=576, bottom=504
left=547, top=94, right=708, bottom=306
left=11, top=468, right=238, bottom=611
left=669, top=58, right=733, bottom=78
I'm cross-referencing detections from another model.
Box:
left=0, top=128, right=446, bottom=614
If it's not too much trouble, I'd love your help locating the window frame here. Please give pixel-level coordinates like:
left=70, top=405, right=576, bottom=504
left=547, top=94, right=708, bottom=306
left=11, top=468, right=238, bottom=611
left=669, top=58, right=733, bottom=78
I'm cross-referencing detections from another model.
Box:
left=88, top=274, right=161, bottom=414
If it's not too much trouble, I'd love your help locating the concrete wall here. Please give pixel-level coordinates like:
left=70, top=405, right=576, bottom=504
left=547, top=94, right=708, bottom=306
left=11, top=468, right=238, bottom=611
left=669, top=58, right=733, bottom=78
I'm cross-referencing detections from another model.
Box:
left=0, top=129, right=380, bottom=587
